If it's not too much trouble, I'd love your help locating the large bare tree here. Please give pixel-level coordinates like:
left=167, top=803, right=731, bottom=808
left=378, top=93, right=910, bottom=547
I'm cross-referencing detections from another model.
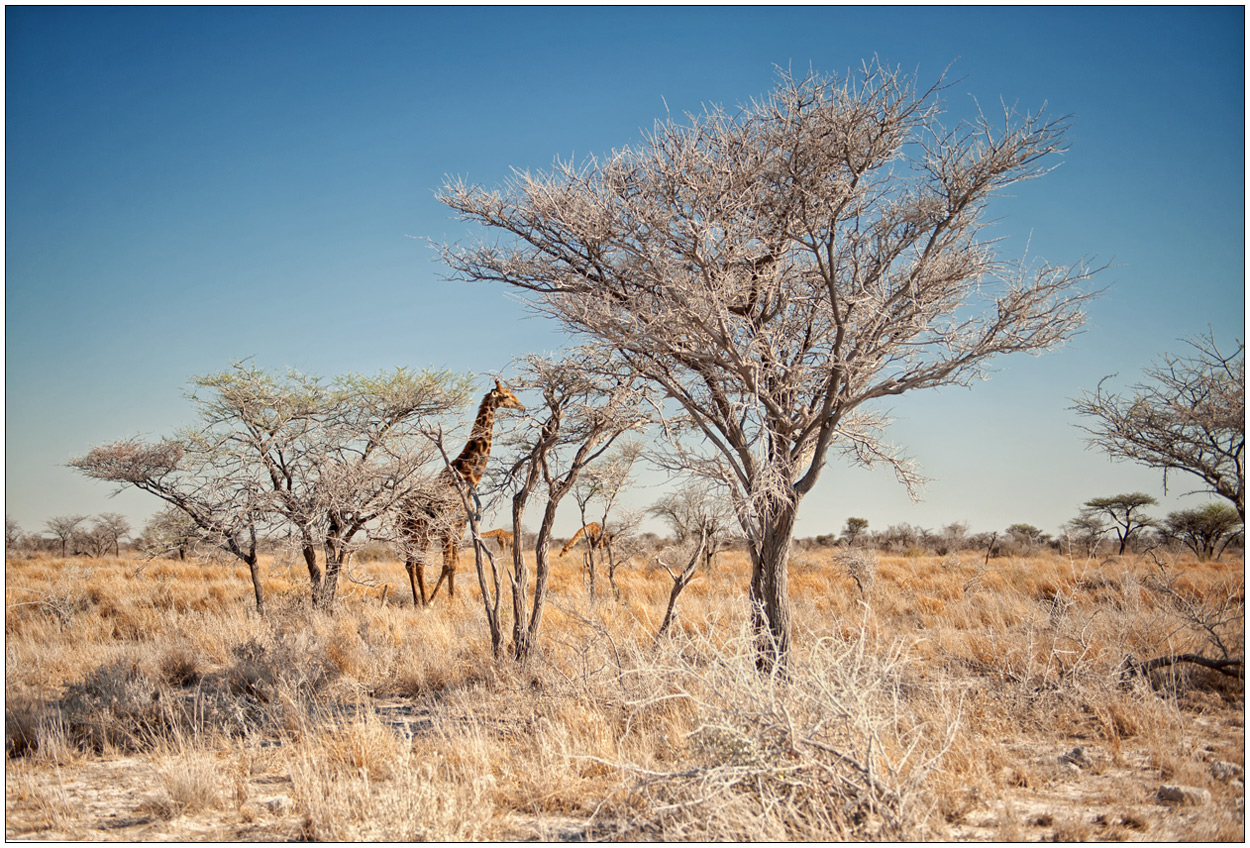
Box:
left=1074, top=332, right=1244, bottom=521
left=437, top=63, right=1096, bottom=667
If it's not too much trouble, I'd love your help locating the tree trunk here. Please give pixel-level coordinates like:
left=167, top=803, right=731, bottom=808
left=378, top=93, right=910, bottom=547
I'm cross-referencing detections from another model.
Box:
left=748, top=498, right=797, bottom=672
left=605, top=538, right=621, bottom=601
left=509, top=492, right=532, bottom=661
left=513, top=499, right=558, bottom=665
left=318, top=530, right=352, bottom=609
left=320, top=559, right=340, bottom=609
left=523, top=500, right=559, bottom=660
left=302, top=538, right=323, bottom=594
left=246, top=554, right=265, bottom=615
left=471, top=530, right=505, bottom=658
left=320, top=544, right=357, bottom=610
left=227, top=529, right=264, bottom=614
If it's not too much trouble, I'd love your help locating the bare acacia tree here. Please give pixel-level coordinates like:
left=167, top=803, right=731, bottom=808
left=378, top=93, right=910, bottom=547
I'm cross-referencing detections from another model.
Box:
left=1061, top=513, right=1107, bottom=558
left=44, top=515, right=87, bottom=557
left=495, top=351, right=651, bottom=663
left=70, top=439, right=271, bottom=610
left=569, top=441, right=642, bottom=599
left=438, top=63, right=1096, bottom=667
left=83, top=512, right=130, bottom=557
left=1074, top=332, right=1244, bottom=520
left=140, top=507, right=203, bottom=561
left=186, top=365, right=328, bottom=595
left=601, top=507, right=648, bottom=600
left=649, top=479, right=734, bottom=569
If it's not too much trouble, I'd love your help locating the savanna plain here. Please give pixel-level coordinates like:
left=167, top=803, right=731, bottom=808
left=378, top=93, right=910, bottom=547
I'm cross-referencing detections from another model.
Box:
left=5, top=543, right=1244, bottom=841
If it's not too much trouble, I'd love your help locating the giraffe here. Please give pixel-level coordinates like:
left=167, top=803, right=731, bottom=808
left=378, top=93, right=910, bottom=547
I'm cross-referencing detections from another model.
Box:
left=480, top=528, right=514, bottom=555
left=559, top=522, right=611, bottom=557
left=399, top=380, right=523, bottom=605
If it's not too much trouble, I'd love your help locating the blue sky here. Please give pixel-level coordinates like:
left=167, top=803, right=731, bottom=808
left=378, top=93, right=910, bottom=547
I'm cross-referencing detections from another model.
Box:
left=6, top=7, right=1244, bottom=542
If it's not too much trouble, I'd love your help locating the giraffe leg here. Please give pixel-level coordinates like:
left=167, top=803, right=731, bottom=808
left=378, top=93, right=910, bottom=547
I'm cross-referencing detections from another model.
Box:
left=426, top=536, right=452, bottom=603
left=447, top=539, right=459, bottom=597
left=406, top=559, right=427, bottom=607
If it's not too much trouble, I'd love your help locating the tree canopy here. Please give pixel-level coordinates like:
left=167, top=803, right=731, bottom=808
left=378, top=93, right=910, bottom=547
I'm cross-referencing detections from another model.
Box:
left=437, top=62, right=1096, bottom=667
left=72, top=364, right=472, bottom=610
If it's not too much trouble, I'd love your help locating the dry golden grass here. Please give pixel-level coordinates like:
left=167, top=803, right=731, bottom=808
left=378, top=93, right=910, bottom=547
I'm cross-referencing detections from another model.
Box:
left=4, top=546, right=1244, bottom=840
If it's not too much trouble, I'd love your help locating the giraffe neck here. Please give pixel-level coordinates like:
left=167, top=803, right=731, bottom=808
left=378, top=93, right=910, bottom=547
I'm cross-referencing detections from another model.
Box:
left=451, top=392, right=498, bottom=486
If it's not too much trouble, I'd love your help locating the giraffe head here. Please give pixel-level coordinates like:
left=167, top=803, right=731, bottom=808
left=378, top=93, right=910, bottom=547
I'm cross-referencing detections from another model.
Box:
left=490, top=379, right=525, bottom=412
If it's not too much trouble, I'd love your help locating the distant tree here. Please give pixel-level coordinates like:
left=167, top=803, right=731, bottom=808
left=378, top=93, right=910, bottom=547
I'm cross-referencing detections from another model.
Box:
left=969, top=531, right=1001, bottom=559
left=1061, top=513, right=1108, bottom=558
left=876, top=523, right=924, bottom=554
left=45, top=515, right=87, bottom=557
left=83, top=512, right=130, bottom=557
left=648, top=481, right=734, bottom=568
left=1074, top=332, right=1244, bottom=520
left=935, top=522, right=970, bottom=555
left=1005, top=523, right=1049, bottom=554
left=1163, top=503, right=1243, bottom=562
left=6, top=516, right=22, bottom=550
left=438, top=63, right=1097, bottom=669
left=140, top=507, right=202, bottom=561
left=841, top=517, right=870, bottom=547
left=1081, top=493, right=1157, bottom=556
left=600, top=508, right=648, bottom=599
left=569, top=441, right=643, bottom=600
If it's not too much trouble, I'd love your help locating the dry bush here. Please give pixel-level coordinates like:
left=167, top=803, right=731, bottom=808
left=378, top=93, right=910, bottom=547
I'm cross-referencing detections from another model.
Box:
left=5, top=766, right=79, bottom=835
left=285, top=709, right=496, bottom=841
left=573, top=622, right=957, bottom=840
left=833, top=548, right=878, bottom=597
left=144, top=750, right=224, bottom=819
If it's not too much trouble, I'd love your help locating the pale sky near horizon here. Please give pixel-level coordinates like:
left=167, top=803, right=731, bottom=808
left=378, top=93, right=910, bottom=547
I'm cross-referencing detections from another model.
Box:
left=5, top=6, right=1245, bottom=542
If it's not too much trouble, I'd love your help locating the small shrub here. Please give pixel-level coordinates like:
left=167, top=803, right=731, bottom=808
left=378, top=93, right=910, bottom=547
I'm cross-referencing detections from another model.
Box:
left=5, top=697, right=46, bottom=758
left=145, top=752, right=223, bottom=818
left=834, top=549, right=877, bottom=596
left=158, top=647, right=203, bottom=687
